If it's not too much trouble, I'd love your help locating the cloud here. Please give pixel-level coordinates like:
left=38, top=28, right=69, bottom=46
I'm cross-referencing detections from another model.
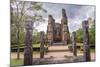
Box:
left=35, top=2, right=95, bottom=33
left=68, top=18, right=82, bottom=33
left=67, top=5, right=95, bottom=32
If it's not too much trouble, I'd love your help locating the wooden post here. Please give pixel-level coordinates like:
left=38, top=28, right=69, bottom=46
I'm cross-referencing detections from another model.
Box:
left=82, top=20, right=91, bottom=61
left=24, top=19, right=33, bottom=65
left=72, top=32, right=77, bottom=56
left=40, top=31, right=45, bottom=58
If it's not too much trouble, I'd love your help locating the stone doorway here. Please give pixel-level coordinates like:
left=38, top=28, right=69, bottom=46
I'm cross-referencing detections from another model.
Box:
left=54, top=23, right=62, bottom=43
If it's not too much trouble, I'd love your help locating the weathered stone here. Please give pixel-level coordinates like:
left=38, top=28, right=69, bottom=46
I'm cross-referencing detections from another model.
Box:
left=47, top=15, right=55, bottom=45
left=40, top=31, right=45, bottom=58
left=54, top=23, right=61, bottom=42
left=82, top=20, right=91, bottom=61
left=44, top=34, right=48, bottom=52
left=47, top=8, right=70, bottom=45
left=61, top=8, right=68, bottom=24
left=24, top=46, right=33, bottom=65
left=72, top=32, right=77, bottom=56
left=61, top=8, right=70, bottom=45
left=24, top=19, right=33, bottom=65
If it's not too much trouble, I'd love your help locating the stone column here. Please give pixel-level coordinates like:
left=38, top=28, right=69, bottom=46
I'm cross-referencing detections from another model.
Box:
left=72, top=32, right=77, bottom=56
left=63, top=25, right=68, bottom=45
left=24, top=19, right=33, bottom=65
left=47, top=15, right=55, bottom=45
left=40, top=31, right=45, bottom=58
left=61, top=8, right=70, bottom=45
left=82, top=20, right=91, bottom=61
left=44, top=34, right=48, bottom=53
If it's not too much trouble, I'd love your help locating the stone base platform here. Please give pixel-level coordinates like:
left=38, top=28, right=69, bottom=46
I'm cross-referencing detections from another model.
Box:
left=52, top=42, right=65, bottom=45
left=32, top=56, right=95, bottom=65
left=48, top=45, right=69, bottom=52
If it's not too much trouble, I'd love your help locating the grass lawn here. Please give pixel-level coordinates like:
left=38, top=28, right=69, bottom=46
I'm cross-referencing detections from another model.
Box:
left=11, top=43, right=40, bottom=49
left=90, top=48, right=95, bottom=52
left=32, top=44, right=40, bottom=48
left=10, top=59, right=23, bottom=67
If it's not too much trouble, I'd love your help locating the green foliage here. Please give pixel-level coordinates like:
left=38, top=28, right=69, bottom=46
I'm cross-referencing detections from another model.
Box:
left=11, top=0, right=47, bottom=46
left=89, top=27, right=95, bottom=44
left=11, top=0, right=47, bottom=59
left=76, top=28, right=83, bottom=43
left=76, top=18, right=95, bottom=45
left=32, top=32, right=40, bottom=44
left=11, top=44, right=40, bottom=49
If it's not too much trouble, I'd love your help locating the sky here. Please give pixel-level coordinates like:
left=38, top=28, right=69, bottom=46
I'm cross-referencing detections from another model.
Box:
left=33, top=2, right=96, bottom=33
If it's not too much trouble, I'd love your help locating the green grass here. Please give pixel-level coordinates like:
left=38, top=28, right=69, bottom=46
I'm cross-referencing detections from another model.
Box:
left=10, top=59, right=23, bottom=67
left=20, top=44, right=40, bottom=48
left=11, top=43, right=40, bottom=49
left=10, top=51, right=40, bottom=66
left=90, top=48, right=95, bottom=52
left=32, top=44, right=40, bottom=48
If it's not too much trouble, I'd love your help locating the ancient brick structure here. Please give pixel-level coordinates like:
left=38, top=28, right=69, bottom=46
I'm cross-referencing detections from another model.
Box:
left=47, top=9, right=70, bottom=45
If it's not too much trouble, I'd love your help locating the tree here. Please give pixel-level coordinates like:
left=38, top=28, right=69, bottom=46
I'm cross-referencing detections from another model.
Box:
left=76, top=28, right=83, bottom=43
left=11, top=0, right=47, bottom=59
left=32, top=31, right=41, bottom=44
left=76, top=18, right=95, bottom=45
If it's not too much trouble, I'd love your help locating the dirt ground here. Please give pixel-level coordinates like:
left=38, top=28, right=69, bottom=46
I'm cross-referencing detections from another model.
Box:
left=11, top=45, right=95, bottom=61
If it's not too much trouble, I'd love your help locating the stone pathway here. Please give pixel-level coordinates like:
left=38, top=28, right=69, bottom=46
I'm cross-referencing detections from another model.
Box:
left=11, top=45, right=95, bottom=64
left=32, top=55, right=95, bottom=65
left=32, top=56, right=83, bottom=65
left=11, top=52, right=95, bottom=61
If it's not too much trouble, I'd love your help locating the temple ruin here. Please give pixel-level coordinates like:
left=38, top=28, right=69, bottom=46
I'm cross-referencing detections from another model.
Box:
left=47, top=9, right=70, bottom=45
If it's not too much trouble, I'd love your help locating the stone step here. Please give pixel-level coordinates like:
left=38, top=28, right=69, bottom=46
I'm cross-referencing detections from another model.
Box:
left=44, top=51, right=83, bottom=58
left=32, top=56, right=86, bottom=65
left=48, top=49, right=69, bottom=52
left=48, top=45, right=69, bottom=52
left=52, top=42, right=64, bottom=45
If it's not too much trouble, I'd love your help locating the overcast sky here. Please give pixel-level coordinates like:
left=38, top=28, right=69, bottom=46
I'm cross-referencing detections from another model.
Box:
left=34, top=2, right=95, bottom=33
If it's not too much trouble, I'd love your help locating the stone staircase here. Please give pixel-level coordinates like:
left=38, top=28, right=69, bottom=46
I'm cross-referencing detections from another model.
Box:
left=32, top=56, right=85, bottom=65
left=48, top=43, right=69, bottom=52
left=52, top=42, right=64, bottom=45
left=46, top=42, right=70, bottom=58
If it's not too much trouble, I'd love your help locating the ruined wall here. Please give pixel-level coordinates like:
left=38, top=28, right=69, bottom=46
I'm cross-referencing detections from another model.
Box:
left=54, top=23, right=62, bottom=42
left=47, top=15, right=55, bottom=45
left=61, top=9, right=70, bottom=44
left=47, top=9, right=70, bottom=45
